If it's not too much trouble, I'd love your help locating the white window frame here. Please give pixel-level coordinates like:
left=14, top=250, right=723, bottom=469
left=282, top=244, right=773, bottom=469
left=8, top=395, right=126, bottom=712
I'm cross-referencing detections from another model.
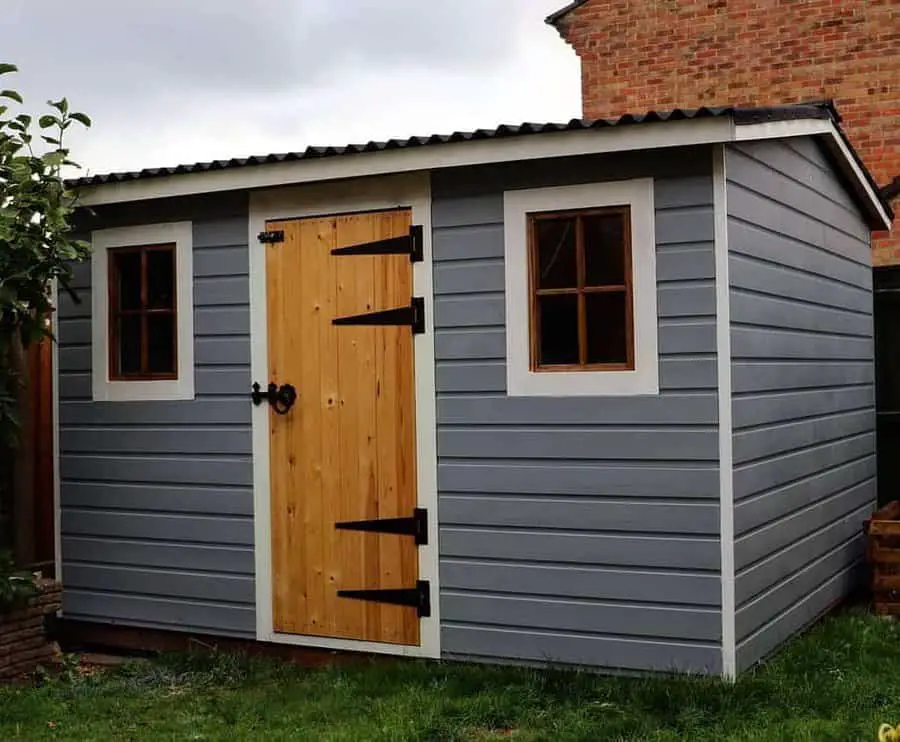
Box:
left=504, top=178, right=659, bottom=397
left=90, top=221, right=195, bottom=402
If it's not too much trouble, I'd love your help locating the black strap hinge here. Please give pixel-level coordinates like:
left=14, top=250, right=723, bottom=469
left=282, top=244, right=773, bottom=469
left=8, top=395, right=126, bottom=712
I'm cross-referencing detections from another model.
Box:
left=258, top=230, right=284, bottom=244
left=331, top=225, right=423, bottom=263
left=337, top=580, right=431, bottom=618
left=335, top=508, right=428, bottom=545
left=332, top=297, right=424, bottom=334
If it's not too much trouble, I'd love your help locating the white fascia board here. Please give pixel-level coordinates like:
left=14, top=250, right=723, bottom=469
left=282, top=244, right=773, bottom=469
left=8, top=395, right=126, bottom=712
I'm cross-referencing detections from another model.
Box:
left=77, top=118, right=734, bottom=206
left=734, top=118, right=892, bottom=231
left=78, top=115, right=890, bottom=232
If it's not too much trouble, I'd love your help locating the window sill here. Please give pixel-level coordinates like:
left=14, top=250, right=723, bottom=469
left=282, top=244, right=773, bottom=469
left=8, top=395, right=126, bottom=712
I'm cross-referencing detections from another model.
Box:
left=508, top=366, right=659, bottom=398
left=92, top=378, right=195, bottom=403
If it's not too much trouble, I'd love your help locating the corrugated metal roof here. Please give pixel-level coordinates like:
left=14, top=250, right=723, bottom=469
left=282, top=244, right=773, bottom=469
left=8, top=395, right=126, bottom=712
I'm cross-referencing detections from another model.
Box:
left=545, top=0, right=590, bottom=26
left=71, top=104, right=833, bottom=188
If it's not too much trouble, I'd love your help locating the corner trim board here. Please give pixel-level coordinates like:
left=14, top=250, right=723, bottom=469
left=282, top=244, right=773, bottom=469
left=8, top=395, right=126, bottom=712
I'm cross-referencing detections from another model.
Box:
left=51, top=279, right=62, bottom=583
left=248, top=174, right=440, bottom=659
left=713, top=144, right=736, bottom=680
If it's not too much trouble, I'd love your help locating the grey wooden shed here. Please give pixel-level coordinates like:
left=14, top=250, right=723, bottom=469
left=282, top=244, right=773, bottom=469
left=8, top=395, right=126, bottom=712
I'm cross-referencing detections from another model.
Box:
left=55, top=103, right=892, bottom=678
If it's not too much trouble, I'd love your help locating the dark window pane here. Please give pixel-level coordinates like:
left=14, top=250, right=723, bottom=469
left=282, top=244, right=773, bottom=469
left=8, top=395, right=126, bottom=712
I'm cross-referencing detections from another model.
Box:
left=537, top=294, right=579, bottom=366
left=117, top=315, right=142, bottom=375
left=114, top=251, right=142, bottom=310
left=147, top=314, right=176, bottom=374
left=147, top=248, right=175, bottom=310
left=584, top=212, right=626, bottom=287
left=586, top=292, right=628, bottom=364
left=534, top=217, right=577, bottom=289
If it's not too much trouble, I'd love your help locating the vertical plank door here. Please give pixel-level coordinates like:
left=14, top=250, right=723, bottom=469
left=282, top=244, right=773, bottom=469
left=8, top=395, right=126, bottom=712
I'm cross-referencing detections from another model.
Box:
left=266, top=209, right=419, bottom=645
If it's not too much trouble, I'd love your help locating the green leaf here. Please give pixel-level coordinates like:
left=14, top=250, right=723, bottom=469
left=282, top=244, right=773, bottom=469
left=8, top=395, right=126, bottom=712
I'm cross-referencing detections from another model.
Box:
left=0, top=63, right=18, bottom=76
left=0, top=89, right=22, bottom=104
left=41, top=136, right=60, bottom=146
left=69, top=111, right=91, bottom=127
left=38, top=114, right=56, bottom=129
left=42, top=150, right=65, bottom=166
left=49, top=97, right=69, bottom=115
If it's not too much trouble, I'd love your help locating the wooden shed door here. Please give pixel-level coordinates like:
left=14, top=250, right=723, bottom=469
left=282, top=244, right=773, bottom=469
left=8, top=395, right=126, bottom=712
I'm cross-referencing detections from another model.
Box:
left=264, top=209, right=422, bottom=646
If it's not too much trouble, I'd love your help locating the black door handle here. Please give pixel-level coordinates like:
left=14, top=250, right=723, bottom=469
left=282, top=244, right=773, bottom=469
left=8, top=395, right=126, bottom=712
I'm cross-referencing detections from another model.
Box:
left=251, top=382, right=298, bottom=415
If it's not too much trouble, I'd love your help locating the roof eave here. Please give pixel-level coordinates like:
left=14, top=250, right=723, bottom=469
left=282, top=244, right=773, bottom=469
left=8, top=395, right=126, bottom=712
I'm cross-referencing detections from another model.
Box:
left=71, top=106, right=891, bottom=230
left=545, top=0, right=590, bottom=27
left=884, top=176, right=900, bottom=204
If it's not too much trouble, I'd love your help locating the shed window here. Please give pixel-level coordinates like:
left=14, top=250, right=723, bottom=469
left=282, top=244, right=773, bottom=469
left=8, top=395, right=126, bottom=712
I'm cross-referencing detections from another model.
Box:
left=108, top=244, right=177, bottom=379
left=529, top=207, right=633, bottom=371
left=503, top=178, right=658, bottom=397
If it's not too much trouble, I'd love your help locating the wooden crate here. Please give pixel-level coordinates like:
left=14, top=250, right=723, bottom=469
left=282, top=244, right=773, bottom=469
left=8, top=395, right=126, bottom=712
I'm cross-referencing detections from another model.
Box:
left=866, top=501, right=900, bottom=615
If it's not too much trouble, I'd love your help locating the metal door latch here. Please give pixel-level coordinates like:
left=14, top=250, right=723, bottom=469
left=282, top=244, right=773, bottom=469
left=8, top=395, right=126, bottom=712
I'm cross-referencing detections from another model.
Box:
left=251, top=382, right=298, bottom=415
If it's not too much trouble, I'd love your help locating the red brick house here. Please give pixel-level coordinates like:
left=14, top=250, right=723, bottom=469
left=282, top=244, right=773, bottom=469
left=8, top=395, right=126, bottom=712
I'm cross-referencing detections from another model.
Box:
left=547, top=0, right=899, bottom=264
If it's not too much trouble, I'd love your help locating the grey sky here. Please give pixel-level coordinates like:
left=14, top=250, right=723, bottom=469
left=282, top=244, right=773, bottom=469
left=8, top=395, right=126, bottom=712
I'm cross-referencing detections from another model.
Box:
left=1, top=1, right=580, bottom=175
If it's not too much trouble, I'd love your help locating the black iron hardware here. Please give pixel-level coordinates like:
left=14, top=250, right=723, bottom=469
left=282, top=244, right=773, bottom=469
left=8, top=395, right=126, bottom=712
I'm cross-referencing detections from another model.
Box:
left=258, top=230, right=285, bottom=244
left=337, top=580, right=431, bottom=618
left=335, top=508, right=428, bottom=546
left=332, top=297, right=424, bottom=334
left=331, top=225, right=423, bottom=263
left=251, top=382, right=298, bottom=415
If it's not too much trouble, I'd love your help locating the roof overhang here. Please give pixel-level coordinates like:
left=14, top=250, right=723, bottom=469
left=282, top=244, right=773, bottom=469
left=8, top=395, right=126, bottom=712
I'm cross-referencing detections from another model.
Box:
left=75, top=114, right=892, bottom=232
left=885, top=176, right=900, bottom=204
left=545, top=0, right=590, bottom=27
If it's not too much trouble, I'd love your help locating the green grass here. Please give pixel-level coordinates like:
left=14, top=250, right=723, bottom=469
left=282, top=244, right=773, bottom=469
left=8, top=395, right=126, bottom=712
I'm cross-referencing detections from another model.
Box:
left=2, top=610, right=899, bottom=741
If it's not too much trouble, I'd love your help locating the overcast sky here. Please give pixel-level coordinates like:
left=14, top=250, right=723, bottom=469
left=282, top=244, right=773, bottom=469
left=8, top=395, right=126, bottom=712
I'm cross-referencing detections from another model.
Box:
left=1, top=1, right=581, bottom=176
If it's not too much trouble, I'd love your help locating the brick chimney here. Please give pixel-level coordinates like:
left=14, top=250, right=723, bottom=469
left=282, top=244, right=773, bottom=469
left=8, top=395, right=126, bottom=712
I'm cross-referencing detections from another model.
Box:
left=548, top=0, right=899, bottom=264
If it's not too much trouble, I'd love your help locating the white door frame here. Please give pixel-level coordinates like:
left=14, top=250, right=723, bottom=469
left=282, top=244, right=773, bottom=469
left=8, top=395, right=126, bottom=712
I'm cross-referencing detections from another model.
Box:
left=248, top=172, right=440, bottom=658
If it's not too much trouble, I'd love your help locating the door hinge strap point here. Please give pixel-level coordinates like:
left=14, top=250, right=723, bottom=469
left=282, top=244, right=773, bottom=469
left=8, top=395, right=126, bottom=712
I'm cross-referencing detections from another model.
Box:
left=335, top=508, right=428, bottom=545
left=331, top=224, right=423, bottom=263
left=332, top=297, right=425, bottom=334
left=337, top=580, right=431, bottom=618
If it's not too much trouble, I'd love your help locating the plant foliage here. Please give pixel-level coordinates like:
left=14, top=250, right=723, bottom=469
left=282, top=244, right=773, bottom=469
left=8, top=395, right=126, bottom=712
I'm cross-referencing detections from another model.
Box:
left=0, top=550, right=37, bottom=611
left=0, top=64, right=91, bottom=555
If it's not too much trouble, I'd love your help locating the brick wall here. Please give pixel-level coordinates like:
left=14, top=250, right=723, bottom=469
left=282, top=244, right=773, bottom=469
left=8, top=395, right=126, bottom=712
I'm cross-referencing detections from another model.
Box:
left=0, top=580, right=60, bottom=681
left=553, top=0, right=899, bottom=264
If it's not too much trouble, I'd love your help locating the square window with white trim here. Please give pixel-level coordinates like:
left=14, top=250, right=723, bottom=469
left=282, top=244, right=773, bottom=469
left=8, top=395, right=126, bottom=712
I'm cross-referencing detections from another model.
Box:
left=504, top=179, right=659, bottom=397
left=91, top=222, right=195, bottom=401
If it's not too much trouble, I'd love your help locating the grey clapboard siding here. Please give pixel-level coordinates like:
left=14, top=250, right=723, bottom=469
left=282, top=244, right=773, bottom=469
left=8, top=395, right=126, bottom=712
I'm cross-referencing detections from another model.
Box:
left=58, top=203, right=255, bottom=638
left=432, top=148, right=722, bottom=674
left=725, top=139, right=876, bottom=673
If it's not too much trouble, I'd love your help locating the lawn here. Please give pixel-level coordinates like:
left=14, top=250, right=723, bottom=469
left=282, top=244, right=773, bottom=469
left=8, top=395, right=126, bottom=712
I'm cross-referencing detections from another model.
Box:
left=1, top=610, right=899, bottom=741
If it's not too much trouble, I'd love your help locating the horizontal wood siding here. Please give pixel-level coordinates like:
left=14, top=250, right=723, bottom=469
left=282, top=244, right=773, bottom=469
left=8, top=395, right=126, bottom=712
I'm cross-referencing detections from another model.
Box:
left=432, top=149, right=722, bottom=674
left=726, top=139, right=876, bottom=672
left=58, top=198, right=255, bottom=638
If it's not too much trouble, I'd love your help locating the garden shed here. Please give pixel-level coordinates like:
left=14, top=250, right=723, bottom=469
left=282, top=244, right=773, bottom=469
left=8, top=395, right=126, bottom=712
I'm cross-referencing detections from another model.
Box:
left=55, top=102, right=892, bottom=678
